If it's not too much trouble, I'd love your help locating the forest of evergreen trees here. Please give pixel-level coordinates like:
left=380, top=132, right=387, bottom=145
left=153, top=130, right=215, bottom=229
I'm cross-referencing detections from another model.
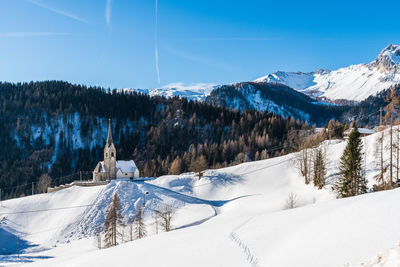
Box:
left=0, top=81, right=312, bottom=199
left=1, top=81, right=397, bottom=199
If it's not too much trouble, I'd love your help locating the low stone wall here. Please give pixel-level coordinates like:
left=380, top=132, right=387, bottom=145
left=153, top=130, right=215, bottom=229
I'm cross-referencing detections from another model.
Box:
left=47, top=180, right=110, bottom=193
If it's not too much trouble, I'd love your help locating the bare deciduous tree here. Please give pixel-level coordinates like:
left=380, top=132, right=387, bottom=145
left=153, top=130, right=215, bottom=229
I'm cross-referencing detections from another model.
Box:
left=395, top=125, right=400, bottom=184
left=37, top=173, right=52, bottom=193
left=375, top=130, right=388, bottom=189
left=284, top=192, right=297, bottom=209
left=128, top=216, right=134, bottom=241
left=134, top=206, right=147, bottom=239
left=104, top=193, right=124, bottom=248
left=156, top=204, right=175, bottom=232
left=189, top=155, right=208, bottom=180
left=153, top=211, right=159, bottom=234
left=95, top=226, right=102, bottom=249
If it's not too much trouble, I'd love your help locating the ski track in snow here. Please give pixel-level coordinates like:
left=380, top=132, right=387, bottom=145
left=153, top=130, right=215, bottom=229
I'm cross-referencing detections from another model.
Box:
left=230, top=231, right=260, bottom=267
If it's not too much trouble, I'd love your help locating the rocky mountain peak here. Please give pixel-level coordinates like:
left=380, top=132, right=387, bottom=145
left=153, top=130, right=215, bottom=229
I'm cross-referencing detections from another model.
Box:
left=372, top=44, right=400, bottom=71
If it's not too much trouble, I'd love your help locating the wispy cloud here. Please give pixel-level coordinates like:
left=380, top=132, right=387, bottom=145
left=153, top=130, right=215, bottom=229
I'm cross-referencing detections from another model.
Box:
left=27, top=0, right=88, bottom=24
left=0, top=32, right=69, bottom=37
left=155, top=0, right=160, bottom=84
left=193, top=37, right=280, bottom=41
left=105, top=0, right=112, bottom=25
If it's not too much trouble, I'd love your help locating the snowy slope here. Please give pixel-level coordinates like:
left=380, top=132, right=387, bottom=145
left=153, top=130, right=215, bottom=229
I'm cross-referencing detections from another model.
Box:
left=350, top=245, right=400, bottom=267
left=255, top=44, right=400, bottom=101
left=126, top=82, right=217, bottom=102
left=1, top=128, right=399, bottom=266
left=206, top=82, right=314, bottom=121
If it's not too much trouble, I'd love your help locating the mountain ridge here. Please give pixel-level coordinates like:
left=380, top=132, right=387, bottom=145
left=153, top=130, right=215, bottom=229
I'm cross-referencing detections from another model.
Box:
left=255, top=44, right=400, bottom=101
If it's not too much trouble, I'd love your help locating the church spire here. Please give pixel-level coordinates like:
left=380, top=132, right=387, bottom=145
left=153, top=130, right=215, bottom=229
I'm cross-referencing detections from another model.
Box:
left=106, top=118, right=113, bottom=147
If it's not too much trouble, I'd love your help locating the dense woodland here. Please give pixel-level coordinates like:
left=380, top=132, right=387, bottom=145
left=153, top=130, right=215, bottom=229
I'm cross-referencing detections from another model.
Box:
left=1, top=81, right=398, bottom=199
left=0, top=81, right=314, bottom=199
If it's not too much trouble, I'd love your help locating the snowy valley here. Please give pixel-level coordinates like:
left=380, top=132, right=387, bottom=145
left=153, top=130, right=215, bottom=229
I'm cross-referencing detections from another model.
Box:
left=1, top=127, right=399, bottom=267
left=3, top=1, right=400, bottom=266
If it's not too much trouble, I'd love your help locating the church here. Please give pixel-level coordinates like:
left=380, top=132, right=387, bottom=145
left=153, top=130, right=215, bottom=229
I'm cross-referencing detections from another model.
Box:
left=93, top=119, right=140, bottom=181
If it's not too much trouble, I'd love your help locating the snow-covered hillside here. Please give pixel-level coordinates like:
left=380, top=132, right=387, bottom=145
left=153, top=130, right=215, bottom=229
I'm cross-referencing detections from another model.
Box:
left=126, top=82, right=217, bottom=102
left=205, top=82, right=315, bottom=121
left=1, top=128, right=399, bottom=266
left=255, top=44, right=400, bottom=101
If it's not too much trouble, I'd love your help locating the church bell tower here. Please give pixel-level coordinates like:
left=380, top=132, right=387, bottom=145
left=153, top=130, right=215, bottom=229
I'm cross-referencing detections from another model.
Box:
left=104, top=118, right=116, bottom=179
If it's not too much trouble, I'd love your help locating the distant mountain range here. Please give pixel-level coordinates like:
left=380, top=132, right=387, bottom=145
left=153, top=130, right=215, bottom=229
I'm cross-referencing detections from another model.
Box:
left=129, top=44, right=400, bottom=104
left=255, top=44, right=400, bottom=101
left=128, top=82, right=217, bottom=102
left=124, top=45, right=400, bottom=123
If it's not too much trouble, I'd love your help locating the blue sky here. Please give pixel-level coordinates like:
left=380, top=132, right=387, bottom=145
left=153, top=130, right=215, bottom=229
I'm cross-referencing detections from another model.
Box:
left=1, top=0, right=400, bottom=89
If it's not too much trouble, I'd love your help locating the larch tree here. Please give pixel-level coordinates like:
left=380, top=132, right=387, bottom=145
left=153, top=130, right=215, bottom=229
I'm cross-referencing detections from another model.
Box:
left=169, top=156, right=183, bottom=175
left=189, top=155, right=208, bottom=180
left=396, top=125, right=400, bottom=184
left=104, top=193, right=124, bottom=247
left=384, top=86, right=400, bottom=187
left=335, top=126, right=368, bottom=198
left=134, top=206, right=147, bottom=239
left=375, top=130, right=386, bottom=188
left=297, top=144, right=311, bottom=184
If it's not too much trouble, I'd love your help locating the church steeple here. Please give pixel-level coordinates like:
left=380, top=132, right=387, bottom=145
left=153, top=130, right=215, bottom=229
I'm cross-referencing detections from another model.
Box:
left=104, top=118, right=116, bottom=179
left=106, top=118, right=113, bottom=147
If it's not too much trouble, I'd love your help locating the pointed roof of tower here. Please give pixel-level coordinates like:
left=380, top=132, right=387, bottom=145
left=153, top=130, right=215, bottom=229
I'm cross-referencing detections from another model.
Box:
left=106, top=118, right=114, bottom=147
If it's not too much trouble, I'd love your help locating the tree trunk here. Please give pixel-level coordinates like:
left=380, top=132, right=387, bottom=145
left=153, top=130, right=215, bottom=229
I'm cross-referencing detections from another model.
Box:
left=397, top=127, right=399, bottom=184
left=390, top=116, right=393, bottom=185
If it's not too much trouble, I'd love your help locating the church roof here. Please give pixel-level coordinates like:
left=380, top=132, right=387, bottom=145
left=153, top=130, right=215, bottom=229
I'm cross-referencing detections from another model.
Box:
left=116, top=160, right=137, bottom=173
left=96, top=160, right=138, bottom=173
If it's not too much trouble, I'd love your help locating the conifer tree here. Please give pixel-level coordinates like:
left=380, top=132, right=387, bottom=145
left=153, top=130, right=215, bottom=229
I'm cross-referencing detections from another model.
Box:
left=104, top=193, right=124, bottom=247
left=335, top=126, right=368, bottom=198
left=313, top=147, right=326, bottom=189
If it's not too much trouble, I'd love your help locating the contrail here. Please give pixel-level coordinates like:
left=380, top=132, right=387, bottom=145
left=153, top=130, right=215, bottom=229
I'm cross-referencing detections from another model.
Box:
left=155, top=0, right=160, bottom=84
left=105, top=0, right=112, bottom=26
left=27, top=0, right=88, bottom=24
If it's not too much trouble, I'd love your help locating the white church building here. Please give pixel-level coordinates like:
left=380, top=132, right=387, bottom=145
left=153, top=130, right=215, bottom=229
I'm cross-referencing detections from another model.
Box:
left=93, top=119, right=140, bottom=181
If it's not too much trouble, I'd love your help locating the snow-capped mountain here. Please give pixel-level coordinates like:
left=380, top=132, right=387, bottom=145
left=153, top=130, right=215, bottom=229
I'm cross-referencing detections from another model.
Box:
left=205, top=82, right=343, bottom=123
left=127, top=82, right=217, bottom=102
left=255, top=44, right=400, bottom=101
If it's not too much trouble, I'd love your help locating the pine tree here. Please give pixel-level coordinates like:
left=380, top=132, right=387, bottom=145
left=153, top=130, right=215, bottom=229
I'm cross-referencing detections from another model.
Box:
left=313, top=147, right=326, bottom=189
left=335, top=126, right=368, bottom=198
left=104, top=193, right=124, bottom=247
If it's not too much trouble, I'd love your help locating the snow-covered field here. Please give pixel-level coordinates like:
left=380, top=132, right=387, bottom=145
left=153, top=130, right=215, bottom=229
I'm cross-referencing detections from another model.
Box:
left=0, top=128, right=399, bottom=266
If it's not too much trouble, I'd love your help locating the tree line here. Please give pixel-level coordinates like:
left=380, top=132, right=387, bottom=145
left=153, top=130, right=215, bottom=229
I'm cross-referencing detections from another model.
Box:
left=0, top=81, right=311, bottom=198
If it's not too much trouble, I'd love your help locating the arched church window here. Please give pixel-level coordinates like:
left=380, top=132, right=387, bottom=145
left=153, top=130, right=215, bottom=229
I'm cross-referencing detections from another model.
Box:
left=106, top=153, right=108, bottom=157
left=111, top=152, right=114, bottom=157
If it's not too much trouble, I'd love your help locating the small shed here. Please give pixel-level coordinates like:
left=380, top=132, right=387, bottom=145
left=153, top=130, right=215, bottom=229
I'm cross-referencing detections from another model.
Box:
left=344, top=128, right=375, bottom=138
left=116, top=160, right=140, bottom=179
